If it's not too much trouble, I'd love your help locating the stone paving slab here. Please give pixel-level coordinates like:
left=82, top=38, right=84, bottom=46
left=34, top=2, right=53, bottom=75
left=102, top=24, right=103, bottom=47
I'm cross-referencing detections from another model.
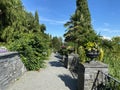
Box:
left=8, top=53, right=77, bottom=90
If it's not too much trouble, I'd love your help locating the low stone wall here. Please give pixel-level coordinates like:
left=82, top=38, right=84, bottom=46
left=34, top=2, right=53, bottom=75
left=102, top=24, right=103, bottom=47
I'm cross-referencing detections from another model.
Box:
left=0, top=52, right=26, bottom=90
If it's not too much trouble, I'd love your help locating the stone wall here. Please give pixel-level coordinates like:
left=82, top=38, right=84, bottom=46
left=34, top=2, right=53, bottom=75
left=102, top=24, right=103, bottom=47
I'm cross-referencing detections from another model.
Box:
left=0, top=52, right=26, bottom=90
left=78, top=61, right=108, bottom=90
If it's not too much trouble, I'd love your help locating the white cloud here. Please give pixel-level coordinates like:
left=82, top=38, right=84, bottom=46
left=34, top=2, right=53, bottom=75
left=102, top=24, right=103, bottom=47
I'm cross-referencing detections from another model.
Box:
left=40, top=17, right=68, bottom=25
left=102, top=36, right=111, bottom=40
left=104, top=28, right=120, bottom=33
left=95, top=27, right=120, bottom=39
left=103, top=23, right=110, bottom=27
left=96, top=28, right=120, bottom=33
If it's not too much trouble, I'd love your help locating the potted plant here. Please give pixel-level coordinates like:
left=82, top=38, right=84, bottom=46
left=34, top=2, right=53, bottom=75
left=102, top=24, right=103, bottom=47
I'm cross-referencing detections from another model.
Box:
left=84, top=42, right=100, bottom=61
left=78, top=42, right=104, bottom=63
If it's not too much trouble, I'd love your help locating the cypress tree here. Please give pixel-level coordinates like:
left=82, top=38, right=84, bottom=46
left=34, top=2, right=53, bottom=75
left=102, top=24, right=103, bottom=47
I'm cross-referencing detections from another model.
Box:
left=76, top=0, right=91, bottom=27
left=75, top=0, right=97, bottom=45
left=64, top=0, right=98, bottom=47
left=35, top=11, right=39, bottom=24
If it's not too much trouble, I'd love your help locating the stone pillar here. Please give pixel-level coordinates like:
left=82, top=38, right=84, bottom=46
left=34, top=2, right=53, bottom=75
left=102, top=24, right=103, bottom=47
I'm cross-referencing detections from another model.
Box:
left=64, top=55, right=68, bottom=68
left=68, top=53, right=78, bottom=69
left=78, top=64, right=85, bottom=90
left=78, top=61, right=108, bottom=90
left=68, top=53, right=74, bottom=68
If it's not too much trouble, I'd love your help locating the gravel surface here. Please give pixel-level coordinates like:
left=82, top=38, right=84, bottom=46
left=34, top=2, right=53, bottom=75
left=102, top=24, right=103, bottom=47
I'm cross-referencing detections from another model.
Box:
left=8, top=53, right=77, bottom=90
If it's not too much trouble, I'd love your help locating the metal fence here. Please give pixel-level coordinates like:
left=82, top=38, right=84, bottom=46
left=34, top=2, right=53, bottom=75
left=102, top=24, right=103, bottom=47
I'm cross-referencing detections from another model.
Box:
left=92, top=70, right=120, bottom=90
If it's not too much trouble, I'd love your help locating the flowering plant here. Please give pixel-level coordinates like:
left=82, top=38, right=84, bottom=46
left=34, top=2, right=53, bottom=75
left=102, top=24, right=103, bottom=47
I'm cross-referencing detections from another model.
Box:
left=78, top=42, right=104, bottom=63
left=84, top=42, right=99, bottom=53
left=84, top=42, right=104, bottom=61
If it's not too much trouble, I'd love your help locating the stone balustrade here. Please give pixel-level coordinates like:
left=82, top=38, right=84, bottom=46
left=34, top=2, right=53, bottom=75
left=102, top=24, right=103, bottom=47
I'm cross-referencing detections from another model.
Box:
left=67, top=54, right=108, bottom=90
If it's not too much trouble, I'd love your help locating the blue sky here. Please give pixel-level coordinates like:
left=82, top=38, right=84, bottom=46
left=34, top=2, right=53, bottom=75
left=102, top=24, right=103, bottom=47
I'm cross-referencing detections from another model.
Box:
left=22, top=0, right=120, bottom=39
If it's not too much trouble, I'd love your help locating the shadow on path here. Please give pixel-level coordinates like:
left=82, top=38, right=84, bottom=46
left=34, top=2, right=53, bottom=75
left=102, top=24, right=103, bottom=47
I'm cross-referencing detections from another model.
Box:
left=58, top=74, right=77, bottom=90
left=49, top=61, right=63, bottom=67
left=55, top=55, right=63, bottom=59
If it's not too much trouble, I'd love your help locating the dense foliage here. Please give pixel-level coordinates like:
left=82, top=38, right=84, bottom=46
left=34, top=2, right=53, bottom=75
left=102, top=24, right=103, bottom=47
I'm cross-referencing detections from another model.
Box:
left=0, top=0, right=52, bottom=70
left=0, top=0, right=120, bottom=82
left=51, top=36, right=63, bottom=52
left=64, top=0, right=120, bottom=81
left=102, top=37, right=120, bottom=80
left=64, top=0, right=98, bottom=53
left=64, top=0, right=99, bottom=59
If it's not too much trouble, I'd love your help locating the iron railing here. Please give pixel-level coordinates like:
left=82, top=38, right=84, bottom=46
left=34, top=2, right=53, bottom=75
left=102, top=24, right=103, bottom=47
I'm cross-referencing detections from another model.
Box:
left=92, top=70, right=120, bottom=90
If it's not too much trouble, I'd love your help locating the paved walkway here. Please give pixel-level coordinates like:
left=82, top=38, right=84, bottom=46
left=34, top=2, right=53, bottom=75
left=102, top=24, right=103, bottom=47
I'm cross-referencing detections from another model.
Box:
left=8, top=53, right=77, bottom=90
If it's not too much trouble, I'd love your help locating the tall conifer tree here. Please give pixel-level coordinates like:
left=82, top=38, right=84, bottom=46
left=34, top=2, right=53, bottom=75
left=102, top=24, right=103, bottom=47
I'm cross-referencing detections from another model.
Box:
left=35, top=11, right=39, bottom=24
left=64, top=0, right=98, bottom=47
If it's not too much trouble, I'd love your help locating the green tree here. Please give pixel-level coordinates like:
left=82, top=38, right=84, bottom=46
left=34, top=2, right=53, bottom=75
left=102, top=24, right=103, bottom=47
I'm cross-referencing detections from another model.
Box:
left=0, top=0, right=52, bottom=70
left=35, top=11, right=39, bottom=24
left=40, top=24, right=46, bottom=33
left=0, top=0, right=25, bottom=42
left=64, top=0, right=98, bottom=53
left=112, top=36, right=120, bottom=53
left=52, top=36, right=63, bottom=52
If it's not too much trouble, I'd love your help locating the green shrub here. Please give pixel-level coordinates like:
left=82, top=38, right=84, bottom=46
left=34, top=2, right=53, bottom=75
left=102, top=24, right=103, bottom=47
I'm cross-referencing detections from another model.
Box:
left=8, top=33, right=50, bottom=70
left=58, top=46, right=68, bottom=55
left=78, top=46, right=86, bottom=63
left=104, top=51, right=120, bottom=80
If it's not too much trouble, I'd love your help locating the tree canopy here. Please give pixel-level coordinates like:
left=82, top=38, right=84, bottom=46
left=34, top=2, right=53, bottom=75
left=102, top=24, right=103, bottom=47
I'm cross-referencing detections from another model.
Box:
left=0, top=0, right=52, bottom=70
left=64, top=0, right=99, bottom=53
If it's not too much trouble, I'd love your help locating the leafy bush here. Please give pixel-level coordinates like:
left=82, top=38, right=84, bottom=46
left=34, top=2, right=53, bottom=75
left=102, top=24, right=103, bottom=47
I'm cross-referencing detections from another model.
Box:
left=104, top=51, right=120, bottom=80
left=78, top=46, right=86, bottom=63
left=58, top=46, right=68, bottom=55
left=0, top=0, right=52, bottom=71
left=8, top=33, right=50, bottom=70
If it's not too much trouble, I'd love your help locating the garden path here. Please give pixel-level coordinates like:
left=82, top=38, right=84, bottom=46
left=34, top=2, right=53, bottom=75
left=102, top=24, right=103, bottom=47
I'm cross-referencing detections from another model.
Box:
left=8, top=53, right=77, bottom=90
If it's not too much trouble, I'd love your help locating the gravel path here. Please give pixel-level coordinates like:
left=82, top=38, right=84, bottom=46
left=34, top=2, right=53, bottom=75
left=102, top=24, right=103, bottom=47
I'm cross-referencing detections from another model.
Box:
left=8, top=53, right=77, bottom=90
